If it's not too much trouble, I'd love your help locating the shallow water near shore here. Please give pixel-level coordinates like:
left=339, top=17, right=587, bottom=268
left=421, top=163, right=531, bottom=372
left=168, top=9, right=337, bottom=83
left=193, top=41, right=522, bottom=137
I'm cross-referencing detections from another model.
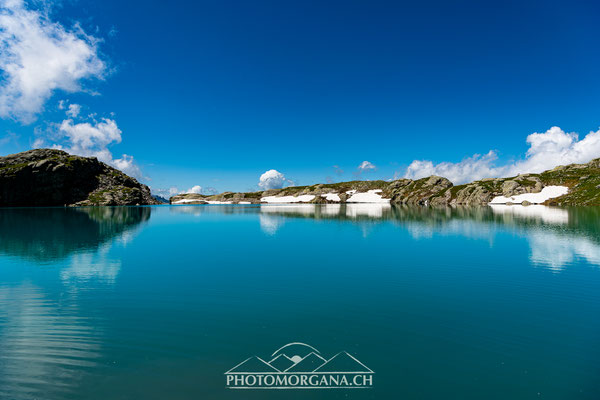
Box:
left=0, top=204, right=599, bottom=399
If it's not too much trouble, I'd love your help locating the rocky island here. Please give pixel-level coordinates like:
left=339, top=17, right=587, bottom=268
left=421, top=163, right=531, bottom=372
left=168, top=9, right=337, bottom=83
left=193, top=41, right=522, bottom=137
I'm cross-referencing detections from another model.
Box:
left=171, top=158, right=600, bottom=206
left=0, top=149, right=160, bottom=206
left=1, top=149, right=598, bottom=207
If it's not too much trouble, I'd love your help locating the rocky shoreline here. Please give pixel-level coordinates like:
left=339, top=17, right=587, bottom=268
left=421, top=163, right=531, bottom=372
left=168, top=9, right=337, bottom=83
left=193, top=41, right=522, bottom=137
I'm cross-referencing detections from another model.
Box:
left=171, top=158, right=600, bottom=206
left=1, top=149, right=598, bottom=207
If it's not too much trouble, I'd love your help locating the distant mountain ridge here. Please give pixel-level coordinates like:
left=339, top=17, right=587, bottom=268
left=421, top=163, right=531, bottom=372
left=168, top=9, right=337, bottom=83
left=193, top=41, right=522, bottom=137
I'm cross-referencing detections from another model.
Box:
left=171, top=158, right=600, bottom=206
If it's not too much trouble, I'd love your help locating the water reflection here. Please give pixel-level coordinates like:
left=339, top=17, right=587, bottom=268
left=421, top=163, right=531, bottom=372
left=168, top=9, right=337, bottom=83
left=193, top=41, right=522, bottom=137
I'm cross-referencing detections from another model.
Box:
left=170, top=203, right=600, bottom=271
left=253, top=204, right=600, bottom=271
left=0, top=204, right=598, bottom=399
left=1, top=205, right=598, bottom=273
left=0, top=207, right=151, bottom=262
left=259, top=214, right=285, bottom=235
left=490, top=204, right=569, bottom=224
left=0, top=284, right=102, bottom=400
left=60, top=246, right=122, bottom=284
left=0, top=208, right=151, bottom=399
left=528, top=231, right=600, bottom=272
left=259, top=203, right=393, bottom=220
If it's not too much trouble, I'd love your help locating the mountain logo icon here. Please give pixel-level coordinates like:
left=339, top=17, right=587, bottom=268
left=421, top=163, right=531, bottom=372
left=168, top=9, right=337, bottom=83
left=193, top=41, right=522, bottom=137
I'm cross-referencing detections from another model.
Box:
left=225, top=342, right=374, bottom=389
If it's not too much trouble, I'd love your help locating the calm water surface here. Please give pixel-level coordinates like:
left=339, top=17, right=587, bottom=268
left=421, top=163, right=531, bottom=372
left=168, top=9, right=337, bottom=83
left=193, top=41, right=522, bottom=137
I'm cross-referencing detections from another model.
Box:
left=0, top=204, right=599, bottom=399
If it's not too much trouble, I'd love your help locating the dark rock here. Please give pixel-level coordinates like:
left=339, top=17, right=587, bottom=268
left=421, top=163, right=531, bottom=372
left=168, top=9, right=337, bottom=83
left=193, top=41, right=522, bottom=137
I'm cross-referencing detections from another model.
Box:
left=0, top=149, right=159, bottom=207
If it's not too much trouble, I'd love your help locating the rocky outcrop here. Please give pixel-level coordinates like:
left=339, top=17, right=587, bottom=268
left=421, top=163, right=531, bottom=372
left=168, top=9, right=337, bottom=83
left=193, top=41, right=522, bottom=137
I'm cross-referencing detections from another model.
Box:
left=0, top=149, right=160, bottom=206
left=170, top=158, right=600, bottom=206
left=383, top=176, right=453, bottom=205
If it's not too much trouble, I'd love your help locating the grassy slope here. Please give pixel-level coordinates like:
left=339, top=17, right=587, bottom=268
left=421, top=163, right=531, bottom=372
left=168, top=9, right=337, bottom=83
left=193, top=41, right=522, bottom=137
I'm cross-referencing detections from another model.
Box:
left=170, top=159, right=600, bottom=205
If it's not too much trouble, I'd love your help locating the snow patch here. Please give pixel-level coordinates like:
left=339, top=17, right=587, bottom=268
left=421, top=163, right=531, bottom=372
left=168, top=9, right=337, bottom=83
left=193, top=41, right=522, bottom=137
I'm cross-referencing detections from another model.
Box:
left=347, top=189, right=390, bottom=203
left=260, top=195, right=316, bottom=203
left=172, top=199, right=233, bottom=204
left=322, top=193, right=341, bottom=202
left=489, top=186, right=569, bottom=204
left=173, top=198, right=206, bottom=204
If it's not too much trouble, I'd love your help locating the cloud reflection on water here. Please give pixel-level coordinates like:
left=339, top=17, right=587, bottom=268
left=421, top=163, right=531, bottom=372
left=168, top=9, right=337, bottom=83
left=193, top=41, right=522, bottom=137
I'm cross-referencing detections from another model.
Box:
left=0, top=207, right=151, bottom=399
left=0, top=284, right=102, bottom=400
left=255, top=203, right=600, bottom=271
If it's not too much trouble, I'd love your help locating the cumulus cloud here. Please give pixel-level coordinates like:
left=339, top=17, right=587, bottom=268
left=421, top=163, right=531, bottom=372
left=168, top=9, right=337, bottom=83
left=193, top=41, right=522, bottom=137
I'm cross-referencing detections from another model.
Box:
left=0, top=0, right=105, bottom=122
left=167, top=187, right=180, bottom=196
left=404, top=126, right=600, bottom=184
left=258, top=169, right=291, bottom=190
left=354, top=160, right=376, bottom=177
left=151, top=186, right=180, bottom=199
left=405, top=151, right=499, bottom=184
left=358, top=160, right=376, bottom=171
left=0, top=2, right=144, bottom=181
left=186, top=185, right=202, bottom=194
left=66, top=103, right=81, bottom=118
left=34, top=116, right=142, bottom=179
left=58, top=118, right=121, bottom=150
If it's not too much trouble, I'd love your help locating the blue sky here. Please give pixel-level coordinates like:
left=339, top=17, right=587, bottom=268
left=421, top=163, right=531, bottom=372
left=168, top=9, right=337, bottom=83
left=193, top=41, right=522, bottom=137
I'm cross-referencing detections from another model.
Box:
left=1, top=0, right=600, bottom=195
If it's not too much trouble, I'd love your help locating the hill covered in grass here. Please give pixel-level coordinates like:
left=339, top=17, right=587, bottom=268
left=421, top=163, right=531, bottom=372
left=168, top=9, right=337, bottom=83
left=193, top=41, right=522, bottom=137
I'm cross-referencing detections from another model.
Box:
left=0, top=149, right=160, bottom=206
left=171, top=158, right=600, bottom=206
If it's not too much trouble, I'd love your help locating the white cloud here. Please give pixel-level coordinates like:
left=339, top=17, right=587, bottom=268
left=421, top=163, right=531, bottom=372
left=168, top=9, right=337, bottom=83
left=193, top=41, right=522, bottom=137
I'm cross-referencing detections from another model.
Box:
left=404, top=151, right=499, bottom=184
left=354, top=160, right=376, bottom=177
left=186, top=185, right=202, bottom=194
left=358, top=160, right=376, bottom=171
left=258, top=169, right=291, bottom=190
left=151, top=186, right=180, bottom=199
left=519, top=126, right=600, bottom=172
left=59, top=118, right=121, bottom=151
left=110, top=154, right=140, bottom=179
left=0, top=0, right=105, bottom=122
left=0, top=2, right=143, bottom=181
left=66, top=103, right=80, bottom=118
left=152, top=185, right=218, bottom=197
left=404, top=126, right=600, bottom=183
left=34, top=116, right=143, bottom=179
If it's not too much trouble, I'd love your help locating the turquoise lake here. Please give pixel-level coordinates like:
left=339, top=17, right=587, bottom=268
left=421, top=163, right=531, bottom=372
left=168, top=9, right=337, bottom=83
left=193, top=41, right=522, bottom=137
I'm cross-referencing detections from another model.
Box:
left=0, top=204, right=599, bottom=399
